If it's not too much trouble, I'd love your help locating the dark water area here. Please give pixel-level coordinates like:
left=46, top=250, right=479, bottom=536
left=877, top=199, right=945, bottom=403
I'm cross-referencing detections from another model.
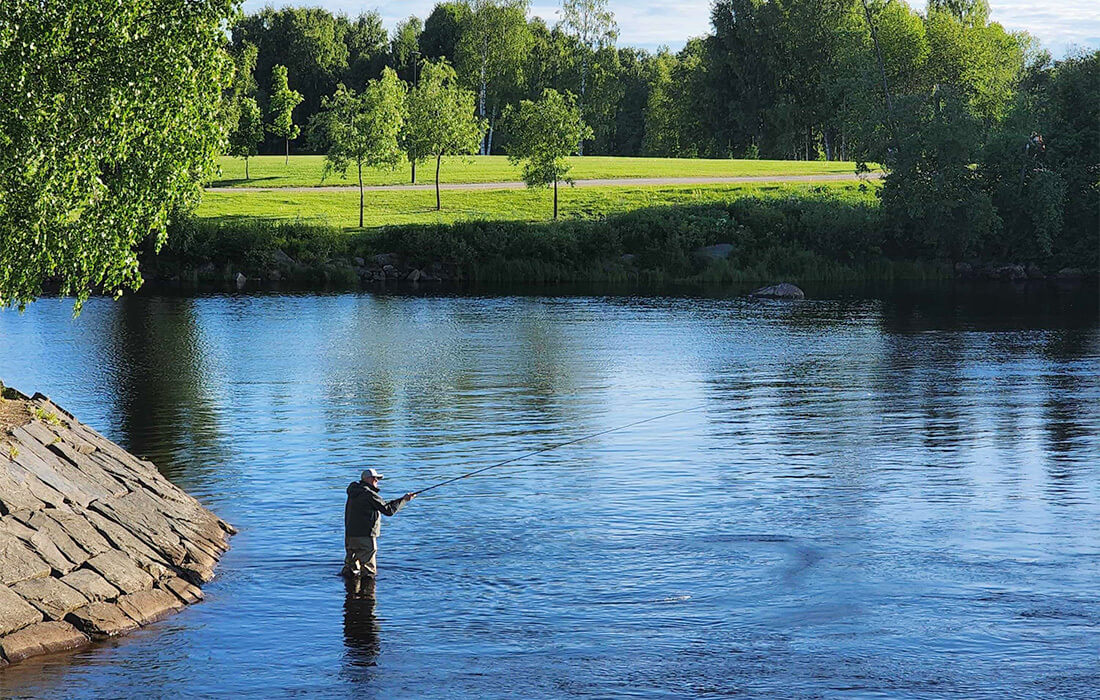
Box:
left=1, top=282, right=1097, bottom=698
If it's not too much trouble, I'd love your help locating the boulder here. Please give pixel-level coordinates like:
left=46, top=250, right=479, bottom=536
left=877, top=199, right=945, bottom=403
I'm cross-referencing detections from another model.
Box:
left=272, top=249, right=297, bottom=267
left=1026, top=263, right=1046, bottom=280
left=407, top=269, right=422, bottom=283
left=11, top=577, right=88, bottom=621
left=751, top=283, right=805, bottom=300
left=0, top=621, right=88, bottom=663
left=235, top=272, right=247, bottom=289
left=619, top=254, right=637, bottom=265
left=693, top=243, right=734, bottom=261
left=59, top=569, right=120, bottom=603
left=373, top=253, right=399, bottom=267
left=991, top=264, right=1027, bottom=281
left=0, top=585, right=43, bottom=636
left=1056, top=267, right=1084, bottom=280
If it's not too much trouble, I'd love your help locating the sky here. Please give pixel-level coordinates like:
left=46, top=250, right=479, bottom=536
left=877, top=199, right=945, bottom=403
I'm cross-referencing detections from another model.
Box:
left=239, top=0, right=1100, bottom=58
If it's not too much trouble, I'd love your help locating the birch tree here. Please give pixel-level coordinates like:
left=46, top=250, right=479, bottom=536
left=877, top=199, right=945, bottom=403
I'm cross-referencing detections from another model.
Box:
left=269, top=64, right=304, bottom=165
left=558, top=0, right=617, bottom=155
left=457, top=0, right=532, bottom=154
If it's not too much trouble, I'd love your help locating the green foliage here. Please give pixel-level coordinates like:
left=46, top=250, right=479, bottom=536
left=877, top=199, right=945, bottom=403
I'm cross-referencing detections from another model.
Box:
left=269, top=64, right=304, bottom=161
left=504, top=89, right=593, bottom=217
left=229, top=98, right=265, bottom=177
left=421, top=3, right=474, bottom=63
left=457, top=0, right=533, bottom=153
left=164, top=186, right=952, bottom=285
left=403, top=60, right=487, bottom=208
left=310, top=69, right=407, bottom=226
left=0, top=0, right=235, bottom=310
left=391, top=16, right=424, bottom=82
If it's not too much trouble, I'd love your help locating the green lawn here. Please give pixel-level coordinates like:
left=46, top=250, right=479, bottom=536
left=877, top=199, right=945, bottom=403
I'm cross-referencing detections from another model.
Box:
left=197, top=181, right=876, bottom=229
left=210, top=155, right=862, bottom=188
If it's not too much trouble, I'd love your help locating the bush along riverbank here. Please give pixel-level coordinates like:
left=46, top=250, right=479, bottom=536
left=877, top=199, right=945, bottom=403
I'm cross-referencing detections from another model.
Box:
left=146, top=194, right=1094, bottom=291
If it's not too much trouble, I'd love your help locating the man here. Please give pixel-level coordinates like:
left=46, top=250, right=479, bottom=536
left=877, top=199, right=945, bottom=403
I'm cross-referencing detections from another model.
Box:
left=343, top=468, right=415, bottom=579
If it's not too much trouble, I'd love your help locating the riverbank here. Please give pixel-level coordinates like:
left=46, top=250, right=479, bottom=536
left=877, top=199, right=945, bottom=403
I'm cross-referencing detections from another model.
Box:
left=0, top=386, right=234, bottom=667
left=151, top=186, right=1093, bottom=290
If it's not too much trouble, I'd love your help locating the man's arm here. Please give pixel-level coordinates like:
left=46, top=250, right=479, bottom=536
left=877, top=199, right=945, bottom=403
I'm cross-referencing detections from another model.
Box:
left=370, top=490, right=415, bottom=516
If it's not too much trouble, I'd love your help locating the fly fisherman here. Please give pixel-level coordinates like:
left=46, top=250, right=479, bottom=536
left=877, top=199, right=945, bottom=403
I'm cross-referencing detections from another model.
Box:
left=342, top=469, right=415, bottom=579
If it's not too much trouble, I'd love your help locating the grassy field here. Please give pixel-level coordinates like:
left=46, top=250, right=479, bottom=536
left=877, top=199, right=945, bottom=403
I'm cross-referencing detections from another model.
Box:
left=197, top=181, right=877, bottom=229
left=210, top=155, right=863, bottom=188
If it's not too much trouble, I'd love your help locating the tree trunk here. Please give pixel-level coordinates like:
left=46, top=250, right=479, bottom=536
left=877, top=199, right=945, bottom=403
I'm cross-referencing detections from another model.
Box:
left=245, top=156, right=250, bottom=180
left=411, top=159, right=416, bottom=184
left=285, top=138, right=289, bottom=165
left=358, top=161, right=364, bottom=229
left=435, top=153, right=442, bottom=211
left=578, top=55, right=588, bottom=156
left=553, top=178, right=558, bottom=220
left=479, top=52, right=488, bottom=155
left=861, top=0, right=895, bottom=145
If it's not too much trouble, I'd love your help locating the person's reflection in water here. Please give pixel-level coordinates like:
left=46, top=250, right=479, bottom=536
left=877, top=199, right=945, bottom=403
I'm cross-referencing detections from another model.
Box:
left=343, top=575, right=381, bottom=666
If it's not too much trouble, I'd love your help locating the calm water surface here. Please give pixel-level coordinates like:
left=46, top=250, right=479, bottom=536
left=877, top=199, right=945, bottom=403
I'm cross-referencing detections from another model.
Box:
left=0, top=284, right=1097, bottom=698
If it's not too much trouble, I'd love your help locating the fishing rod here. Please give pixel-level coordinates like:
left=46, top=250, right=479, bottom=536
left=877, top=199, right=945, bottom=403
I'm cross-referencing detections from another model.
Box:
left=410, top=404, right=705, bottom=496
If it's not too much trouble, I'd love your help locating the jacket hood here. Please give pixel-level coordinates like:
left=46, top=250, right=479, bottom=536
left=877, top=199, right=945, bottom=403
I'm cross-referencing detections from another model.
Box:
left=347, top=480, right=377, bottom=496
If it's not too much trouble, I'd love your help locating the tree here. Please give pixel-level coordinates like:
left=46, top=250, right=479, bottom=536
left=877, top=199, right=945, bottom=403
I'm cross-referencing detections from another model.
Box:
left=310, top=69, right=406, bottom=228
left=227, top=43, right=263, bottom=179
left=391, top=16, right=424, bottom=84
left=229, top=98, right=265, bottom=179
left=457, top=0, right=533, bottom=154
left=504, top=89, right=592, bottom=219
left=269, top=64, right=304, bottom=164
left=0, top=0, right=234, bottom=310
left=403, top=60, right=487, bottom=210
left=421, top=2, right=473, bottom=64
left=557, top=0, right=617, bottom=154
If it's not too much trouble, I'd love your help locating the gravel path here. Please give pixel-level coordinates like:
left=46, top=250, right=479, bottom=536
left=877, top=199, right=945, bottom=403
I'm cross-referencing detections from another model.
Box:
left=207, top=172, right=881, bottom=193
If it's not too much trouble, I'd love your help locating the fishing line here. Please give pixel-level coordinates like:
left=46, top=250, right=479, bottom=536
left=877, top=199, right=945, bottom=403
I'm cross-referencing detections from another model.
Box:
left=411, top=404, right=705, bottom=496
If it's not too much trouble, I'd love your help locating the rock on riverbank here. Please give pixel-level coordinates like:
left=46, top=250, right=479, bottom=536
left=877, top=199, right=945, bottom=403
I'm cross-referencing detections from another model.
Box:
left=0, top=386, right=234, bottom=667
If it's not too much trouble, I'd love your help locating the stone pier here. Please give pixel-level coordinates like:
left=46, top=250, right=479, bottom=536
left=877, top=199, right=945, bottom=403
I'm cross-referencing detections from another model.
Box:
left=0, top=386, right=234, bottom=667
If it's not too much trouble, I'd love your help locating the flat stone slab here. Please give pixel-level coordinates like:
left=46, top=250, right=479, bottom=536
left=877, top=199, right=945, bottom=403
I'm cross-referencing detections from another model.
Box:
left=162, top=577, right=204, bottom=605
left=11, top=577, right=89, bottom=621
left=0, top=584, right=44, bottom=636
left=59, top=569, right=121, bottom=603
left=0, top=532, right=52, bottom=586
left=116, top=589, right=184, bottom=626
left=2, top=517, right=77, bottom=575
left=66, top=602, right=139, bottom=638
left=0, top=621, right=89, bottom=663
left=85, top=552, right=155, bottom=595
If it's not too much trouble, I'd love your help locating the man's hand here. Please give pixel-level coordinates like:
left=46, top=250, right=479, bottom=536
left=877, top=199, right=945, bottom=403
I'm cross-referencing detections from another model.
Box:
left=403, top=493, right=416, bottom=502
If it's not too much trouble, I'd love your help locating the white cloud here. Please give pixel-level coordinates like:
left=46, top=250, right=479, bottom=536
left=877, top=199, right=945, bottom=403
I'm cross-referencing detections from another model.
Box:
left=240, top=0, right=1099, bottom=57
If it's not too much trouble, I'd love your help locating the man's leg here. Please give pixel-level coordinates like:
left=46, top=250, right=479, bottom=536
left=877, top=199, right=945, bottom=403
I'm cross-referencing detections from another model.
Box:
left=345, top=536, right=378, bottom=578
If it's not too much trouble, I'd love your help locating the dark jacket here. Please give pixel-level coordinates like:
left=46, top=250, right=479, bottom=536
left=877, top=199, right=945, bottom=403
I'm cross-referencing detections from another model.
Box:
left=345, top=481, right=406, bottom=539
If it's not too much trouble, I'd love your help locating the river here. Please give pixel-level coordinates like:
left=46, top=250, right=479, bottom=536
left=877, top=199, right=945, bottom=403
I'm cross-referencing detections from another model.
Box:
left=0, top=283, right=1097, bottom=698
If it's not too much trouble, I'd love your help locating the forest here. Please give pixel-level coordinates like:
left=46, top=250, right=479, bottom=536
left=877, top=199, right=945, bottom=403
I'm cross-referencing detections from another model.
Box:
left=227, top=0, right=1097, bottom=263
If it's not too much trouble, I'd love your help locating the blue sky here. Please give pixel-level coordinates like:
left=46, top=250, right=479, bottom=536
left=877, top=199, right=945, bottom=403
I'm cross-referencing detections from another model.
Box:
left=240, top=0, right=1099, bottom=58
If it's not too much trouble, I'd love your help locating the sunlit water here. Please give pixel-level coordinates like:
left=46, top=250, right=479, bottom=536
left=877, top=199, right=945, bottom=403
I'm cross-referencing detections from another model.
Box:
left=0, top=284, right=1097, bottom=699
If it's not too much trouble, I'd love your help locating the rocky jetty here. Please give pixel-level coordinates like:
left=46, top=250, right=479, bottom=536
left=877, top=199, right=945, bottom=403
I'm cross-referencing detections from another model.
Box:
left=0, top=386, right=234, bottom=667
left=751, top=282, right=805, bottom=299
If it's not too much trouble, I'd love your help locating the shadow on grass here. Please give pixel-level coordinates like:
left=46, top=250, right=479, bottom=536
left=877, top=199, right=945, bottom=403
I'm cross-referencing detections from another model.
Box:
left=206, top=176, right=284, bottom=187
